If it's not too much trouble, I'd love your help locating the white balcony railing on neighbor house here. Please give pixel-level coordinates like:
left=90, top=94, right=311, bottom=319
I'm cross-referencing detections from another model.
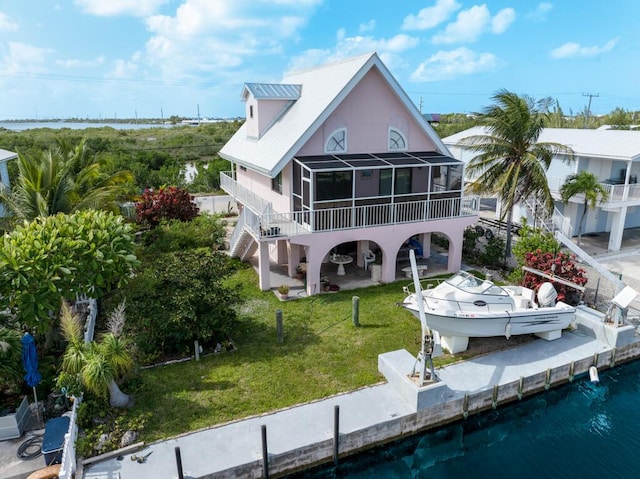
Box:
left=222, top=173, right=479, bottom=239
left=548, top=176, right=640, bottom=205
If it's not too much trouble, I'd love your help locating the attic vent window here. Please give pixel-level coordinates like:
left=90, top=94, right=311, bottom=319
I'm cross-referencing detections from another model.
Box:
left=389, top=128, right=407, bottom=151
left=249, top=105, right=254, bottom=119
left=325, top=128, right=347, bottom=153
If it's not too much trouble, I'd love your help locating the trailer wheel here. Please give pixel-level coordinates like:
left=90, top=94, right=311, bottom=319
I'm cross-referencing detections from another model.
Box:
left=484, top=229, right=494, bottom=239
left=475, top=225, right=485, bottom=235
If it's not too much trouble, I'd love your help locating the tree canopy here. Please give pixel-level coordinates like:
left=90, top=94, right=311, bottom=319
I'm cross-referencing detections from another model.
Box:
left=0, top=138, right=133, bottom=224
left=461, top=90, right=574, bottom=255
left=560, top=171, right=609, bottom=245
left=0, top=210, right=139, bottom=332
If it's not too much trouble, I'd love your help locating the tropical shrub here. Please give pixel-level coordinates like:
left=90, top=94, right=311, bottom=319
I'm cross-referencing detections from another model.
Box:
left=522, top=250, right=588, bottom=305
left=0, top=327, right=23, bottom=394
left=462, top=227, right=482, bottom=261
left=510, top=223, right=561, bottom=283
left=135, top=186, right=199, bottom=227
left=140, top=215, right=226, bottom=255
left=0, top=210, right=139, bottom=333
left=478, top=235, right=506, bottom=269
left=108, top=249, right=240, bottom=361
left=60, top=301, right=134, bottom=407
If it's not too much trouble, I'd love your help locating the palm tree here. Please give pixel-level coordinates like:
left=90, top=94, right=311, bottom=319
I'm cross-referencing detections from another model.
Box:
left=0, top=138, right=133, bottom=223
left=60, top=301, right=133, bottom=408
left=560, top=171, right=609, bottom=246
left=461, top=90, right=574, bottom=256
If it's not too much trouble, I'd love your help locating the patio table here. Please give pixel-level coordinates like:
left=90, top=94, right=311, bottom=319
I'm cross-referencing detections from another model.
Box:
left=329, top=254, right=353, bottom=276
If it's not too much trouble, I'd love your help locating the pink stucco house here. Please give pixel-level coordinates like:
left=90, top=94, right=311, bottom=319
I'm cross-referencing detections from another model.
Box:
left=219, top=52, right=479, bottom=296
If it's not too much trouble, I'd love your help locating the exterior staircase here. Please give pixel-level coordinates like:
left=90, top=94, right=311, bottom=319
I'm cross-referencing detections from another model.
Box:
left=229, top=209, right=258, bottom=260
left=521, top=195, right=555, bottom=233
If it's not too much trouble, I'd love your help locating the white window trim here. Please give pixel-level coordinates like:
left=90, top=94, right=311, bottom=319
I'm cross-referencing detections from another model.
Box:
left=388, top=127, right=407, bottom=151
left=325, top=128, right=347, bottom=153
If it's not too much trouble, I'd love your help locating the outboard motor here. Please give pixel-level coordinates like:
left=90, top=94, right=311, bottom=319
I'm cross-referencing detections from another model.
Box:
left=537, top=282, right=558, bottom=307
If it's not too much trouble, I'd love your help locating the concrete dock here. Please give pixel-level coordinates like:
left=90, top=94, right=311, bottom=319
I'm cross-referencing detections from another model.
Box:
left=78, top=307, right=640, bottom=479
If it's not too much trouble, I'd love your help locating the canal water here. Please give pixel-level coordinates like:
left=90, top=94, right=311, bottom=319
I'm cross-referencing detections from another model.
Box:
left=289, top=360, right=640, bottom=478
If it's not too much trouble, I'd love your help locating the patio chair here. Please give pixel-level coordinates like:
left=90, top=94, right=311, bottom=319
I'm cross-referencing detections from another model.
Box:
left=362, top=249, right=376, bottom=271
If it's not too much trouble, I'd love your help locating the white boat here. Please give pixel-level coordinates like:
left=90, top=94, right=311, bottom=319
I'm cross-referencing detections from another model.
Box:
left=401, top=271, right=576, bottom=353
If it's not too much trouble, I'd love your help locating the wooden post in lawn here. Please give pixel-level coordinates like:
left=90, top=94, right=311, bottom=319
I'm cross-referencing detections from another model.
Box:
left=194, top=340, right=200, bottom=361
left=352, top=296, right=360, bottom=327
left=275, top=309, right=284, bottom=343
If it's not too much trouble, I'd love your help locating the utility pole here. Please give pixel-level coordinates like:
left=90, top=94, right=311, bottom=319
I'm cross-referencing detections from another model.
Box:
left=419, top=96, right=423, bottom=113
left=582, top=92, right=599, bottom=127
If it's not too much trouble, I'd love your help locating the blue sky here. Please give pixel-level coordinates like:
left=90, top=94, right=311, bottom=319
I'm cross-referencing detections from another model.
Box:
left=0, top=0, right=637, bottom=120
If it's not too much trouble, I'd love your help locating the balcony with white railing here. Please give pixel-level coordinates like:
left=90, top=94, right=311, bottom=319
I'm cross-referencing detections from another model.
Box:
left=220, top=171, right=272, bottom=215
left=222, top=172, right=479, bottom=239
left=548, top=175, right=640, bottom=207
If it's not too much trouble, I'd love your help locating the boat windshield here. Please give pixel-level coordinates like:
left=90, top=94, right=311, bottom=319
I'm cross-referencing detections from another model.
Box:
left=444, top=272, right=508, bottom=296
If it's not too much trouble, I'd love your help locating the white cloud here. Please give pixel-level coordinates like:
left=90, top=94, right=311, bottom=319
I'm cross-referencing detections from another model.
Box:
left=402, top=0, right=461, bottom=31
left=526, top=2, right=553, bottom=22
left=410, top=47, right=500, bottom=82
left=287, top=32, right=419, bottom=74
left=109, top=57, right=140, bottom=79
left=359, top=20, right=376, bottom=33
left=56, top=56, right=105, bottom=68
left=0, top=12, right=18, bottom=31
left=491, top=8, right=515, bottom=34
left=74, top=0, right=168, bottom=17
left=550, top=37, right=619, bottom=59
left=432, top=5, right=515, bottom=44
left=139, top=0, right=320, bottom=81
left=1, top=42, right=52, bottom=74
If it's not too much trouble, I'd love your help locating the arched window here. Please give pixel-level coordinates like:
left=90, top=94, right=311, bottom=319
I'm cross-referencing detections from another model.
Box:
left=388, top=128, right=407, bottom=151
left=325, top=128, right=347, bottom=153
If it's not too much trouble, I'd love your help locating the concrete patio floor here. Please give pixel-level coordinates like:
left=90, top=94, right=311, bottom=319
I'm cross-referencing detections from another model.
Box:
left=251, top=248, right=453, bottom=301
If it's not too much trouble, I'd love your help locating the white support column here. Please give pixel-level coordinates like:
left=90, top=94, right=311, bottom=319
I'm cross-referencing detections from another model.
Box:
left=356, top=240, right=370, bottom=268
left=0, top=160, right=9, bottom=186
left=447, top=230, right=463, bottom=272
left=419, top=233, right=431, bottom=258
left=258, top=242, right=271, bottom=291
left=608, top=207, right=627, bottom=252
left=287, top=242, right=300, bottom=277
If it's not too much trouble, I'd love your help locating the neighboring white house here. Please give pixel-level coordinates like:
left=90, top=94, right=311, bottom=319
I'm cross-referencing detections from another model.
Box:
left=219, top=52, right=479, bottom=296
left=0, top=148, right=17, bottom=218
left=443, top=127, right=640, bottom=252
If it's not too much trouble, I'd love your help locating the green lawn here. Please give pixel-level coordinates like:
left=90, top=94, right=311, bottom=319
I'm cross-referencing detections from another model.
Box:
left=131, top=266, right=454, bottom=442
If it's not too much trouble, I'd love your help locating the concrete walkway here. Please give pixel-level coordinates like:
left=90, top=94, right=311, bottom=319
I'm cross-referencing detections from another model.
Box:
left=81, top=329, right=614, bottom=479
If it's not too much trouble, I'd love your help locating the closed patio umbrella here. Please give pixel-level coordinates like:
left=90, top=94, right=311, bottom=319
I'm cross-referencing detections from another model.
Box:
left=21, top=332, right=42, bottom=424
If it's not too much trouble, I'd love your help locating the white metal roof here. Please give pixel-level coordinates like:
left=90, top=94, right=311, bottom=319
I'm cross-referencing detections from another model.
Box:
left=220, top=52, right=450, bottom=177
left=0, top=148, right=17, bottom=162
left=443, top=127, right=640, bottom=161
left=241, top=83, right=301, bottom=100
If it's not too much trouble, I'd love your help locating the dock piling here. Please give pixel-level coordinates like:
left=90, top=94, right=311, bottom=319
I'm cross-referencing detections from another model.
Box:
left=569, top=361, right=575, bottom=382
left=333, top=405, right=340, bottom=466
left=517, top=376, right=524, bottom=400
left=262, top=424, right=269, bottom=478
left=175, top=447, right=184, bottom=479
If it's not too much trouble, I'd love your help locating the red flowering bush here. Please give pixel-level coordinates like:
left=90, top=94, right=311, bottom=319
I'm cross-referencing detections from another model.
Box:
left=135, top=186, right=199, bottom=227
left=522, top=249, right=588, bottom=305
